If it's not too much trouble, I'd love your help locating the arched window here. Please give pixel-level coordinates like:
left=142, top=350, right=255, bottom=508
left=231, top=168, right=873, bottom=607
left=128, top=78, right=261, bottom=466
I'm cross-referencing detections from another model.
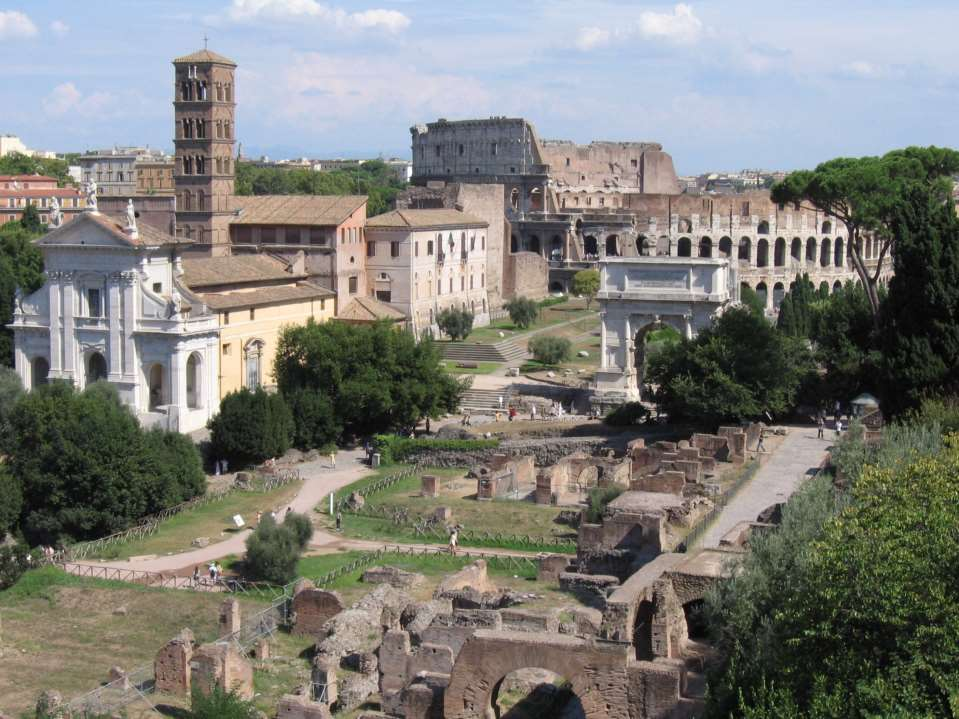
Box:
left=774, top=238, right=786, bottom=266
left=822, top=220, right=832, bottom=234
left=677, top=237, right=692, bottom=257
left=31, top=356, right=49, bottom=388
left=87, top=352, right=107, bottom=386
left=738, top=237, right=751, bottom=262
left=719, top=237, right=732, bottom=258
left=186, top=353, right=201, bottom=409
left=195, top=189, right=205, bottom=211
left=584, top=236, right=598, bottom=257
left=244, top=340, right=264, bottom=389
left=677, top=218, right=692, bottom=233
left=833, top=280, right=842, bottom=293
left=605, top=235, right=619, bottom=256
left=755, top=281, right=768, bottom=308
left=806, top=237, right=817, bottom=263
left=148, top=363, right=165, bottom=410
left=834, top=237, right=844, bottom=267
left=528, top=235, right=541, bottom=254
left=757, top=239, right=769, bottom=267
left=698, top=237, right=712, bottom=258
left=757, top=220, right=769, bottom=235
left=183, top=190, right=192, bottom=211
left=820, top=238, right=831, bottom=267
left=773, top=282, right=785, bottom=309
left=791, top=238, right=802, bottom=262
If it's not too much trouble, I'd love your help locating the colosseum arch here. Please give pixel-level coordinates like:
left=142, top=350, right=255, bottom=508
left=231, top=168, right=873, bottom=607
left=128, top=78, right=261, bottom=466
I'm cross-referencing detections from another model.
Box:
left=757, top=220, right=770, bottom=234
left=806, top=237, right=817, bottom=263
left=791, top=237, right=802, bottom=263
left=822, top=219, right=832, bottom=234
left=677, top=237, right=692, bottom=257
left=757, top=239, right=769, bottom=267
left=833, top=280, right=843, bottom=293
left=774, top=238, right=786, bottom=267
left=444, top=631, right=630, bottom=719
left=738, top=237, right=752, bottom=262
left=698, top=236, right=712, bottom=258
left=584, top=235, right=598, bottom=257
left=657, top=235, right=671, bottom=256
left=636, top=235, right=652, bottom=256
left=834, top=237, right=844, bottom=267
left=773, top=282, right=785, bottom=308
left=755, top=281, right=768, bottom=308
left=820, top=238, right=831, bottom=267
left=606, top=235, right=619, bottom=256
left=718, top=236, right=732, bottom=258
left=527, top=234, right=541, bottom=254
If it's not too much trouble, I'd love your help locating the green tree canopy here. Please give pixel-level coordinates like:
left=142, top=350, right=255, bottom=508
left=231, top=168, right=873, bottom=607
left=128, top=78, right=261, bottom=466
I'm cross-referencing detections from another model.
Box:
left=776, top=274, right=817, bottom=338
left=647, top=306, right=814, bottom=424
left=504, top=296, right=539, bottom=329
left=0, top=152, right=75, bottom=187
left=528, top=335, right=572, bottom=366
left=242, top=512, right=311, bottom=584
left=274, top=320, right=465, bottom=440
left=881, top=184, right=959, bottom=415
left=771, top=146, right=959, bottom=318
left=208, top=387, right=293, bottom=466
left=437, top=307, right=474, bottom=341
left=739, top=284, right=765, bottom=318
left=571, top=269, right=600, bottom=310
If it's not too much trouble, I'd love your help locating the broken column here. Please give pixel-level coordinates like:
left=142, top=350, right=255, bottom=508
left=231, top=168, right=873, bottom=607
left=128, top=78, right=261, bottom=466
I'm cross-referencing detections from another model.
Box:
left=190, top=642, right=254, bottom=700
left=218, top=597, right=241, bottom=638
left=154, top=628, right=195, bottom=697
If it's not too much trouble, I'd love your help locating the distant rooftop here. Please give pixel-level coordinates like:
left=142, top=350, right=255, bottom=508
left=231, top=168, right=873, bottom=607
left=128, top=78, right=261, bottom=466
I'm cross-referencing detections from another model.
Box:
left=173, top=48, right=236, bottom=66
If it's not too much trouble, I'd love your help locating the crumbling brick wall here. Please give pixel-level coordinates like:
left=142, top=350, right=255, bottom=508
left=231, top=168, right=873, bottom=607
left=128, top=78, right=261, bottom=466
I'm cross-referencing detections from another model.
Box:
left=154, top=630, right=195, bottom=697
left=292, top=583, right=345, bottom=638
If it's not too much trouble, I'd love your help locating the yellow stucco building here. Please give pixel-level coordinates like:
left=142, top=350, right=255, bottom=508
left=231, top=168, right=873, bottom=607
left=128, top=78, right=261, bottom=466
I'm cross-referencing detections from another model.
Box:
left=182, top=253, right=335, bottom=398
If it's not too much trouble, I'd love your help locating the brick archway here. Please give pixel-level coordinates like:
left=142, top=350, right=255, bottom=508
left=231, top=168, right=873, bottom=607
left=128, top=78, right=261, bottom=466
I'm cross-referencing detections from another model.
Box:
left=444, top=631, right=631, bottom=719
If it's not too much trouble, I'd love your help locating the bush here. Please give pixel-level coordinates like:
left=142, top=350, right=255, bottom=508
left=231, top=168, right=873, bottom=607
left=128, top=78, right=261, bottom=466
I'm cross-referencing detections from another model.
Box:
left=572, top=269, right=600, bottom=310
left=243, top=514, right=305, bottom=584
left=0, top=464, right=21, bottom=537
left=283, top=511, right=313, bottom=550
left=286, top=388, right=340, bottom=451
left=585, top=485, right=625, bottom=524
left=437, top=307, right=474, bottom=341
left=538, top=295, right=568, bottom=308
left=372, top=434, right=499, bottom=465
left=208, top=388, right=293, bottom=467
left=528, top=336, right=572, bottom=366
left=189, top=686, right=260, bottom=719
left=604, top=402, right=649, bottom=426
left=141, top=428, right=206, bottom=512
left=505, top=296, right=539, bottom=329
left=0, top=542, right=37, bottom=591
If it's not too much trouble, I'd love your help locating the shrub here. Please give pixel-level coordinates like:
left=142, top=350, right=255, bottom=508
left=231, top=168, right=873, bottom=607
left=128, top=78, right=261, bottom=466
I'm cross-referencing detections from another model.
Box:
left=141, top=428, right=205, bottom=512
left=189, top=686, right=260, bottom=719
left=585, top=485, right=625, bottom=524
left=538, top=295, right=568, bottom=308
left=283, top=511, right=313, bottom=550
left=0, top=542, right=37, bottom=591
left=0, top=464, right=21, bottom=537
left=528, top=336, right=572, bottom=366
left=372, top=434, right=499, bottom=465
left=572, top=269, right=600, bottom=310
left=243, top=515, right=301, bottom=584
left=208, top=388, right=293, bottom=467
left=286, top=388, right=340, bottom=451
left=505, top=296, right=539, bottom=329
left=437, top=307, right=474, bottom=341
left=604, top=402, right=649, bottom=426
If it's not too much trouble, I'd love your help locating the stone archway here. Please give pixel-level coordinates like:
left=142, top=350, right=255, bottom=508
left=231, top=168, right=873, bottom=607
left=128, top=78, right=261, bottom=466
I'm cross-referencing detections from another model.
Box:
left=443, top=631, right=630, bottom=719
left=631, top=318, right=684, bottom=398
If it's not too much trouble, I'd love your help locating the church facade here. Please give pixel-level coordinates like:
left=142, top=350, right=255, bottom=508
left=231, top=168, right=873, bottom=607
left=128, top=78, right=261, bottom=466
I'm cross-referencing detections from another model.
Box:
left=11, top=211, right=221, bottom=433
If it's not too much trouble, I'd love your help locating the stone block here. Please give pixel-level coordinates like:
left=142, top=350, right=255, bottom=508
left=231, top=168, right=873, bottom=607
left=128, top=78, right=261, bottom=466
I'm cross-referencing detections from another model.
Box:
left=219, top=598, right=241, bottom=637
left=154, top=629, right=195, bottom=697
left=378, top=629, right=412, bottom=694
left=420, top=475, right=439, bottom=498
left=190, top=642, right=254, bottom=700
left=407, top=643, right=454, bottom=677
left=276, top=694, right=333, bottom=719
left=500, top=609, right=558, bottom=633
left=672, top=460, right=703, bottom=483
left=627, top=660, right=683, bottom=719
left=362, top=566, right=425, bottom=589
left=536, top=553, right=570, bottom=582
left=292, top=584, right=345, bottom=637
left=630, top=471, right=685, bottom=495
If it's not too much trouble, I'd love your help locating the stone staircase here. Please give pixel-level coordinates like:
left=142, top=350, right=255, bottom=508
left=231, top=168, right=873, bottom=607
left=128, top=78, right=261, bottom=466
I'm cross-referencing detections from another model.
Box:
left=441, top=340, right=527, bottom=364
left=458, top=388, right=514, bottom=412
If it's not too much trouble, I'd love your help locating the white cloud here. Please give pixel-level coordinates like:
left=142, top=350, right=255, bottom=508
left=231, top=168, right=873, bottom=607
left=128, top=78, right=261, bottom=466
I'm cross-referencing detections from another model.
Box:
left=50, top=20, right=69, bottom=37
left=42, top=83, right=114, bottom=118
left=225, top=0, right=410, bottom=32
left=575, top=3, right=703, bottom=51
left=843, top=60, right=879, bottom=78
left=0, top=10, right=37, bottom=39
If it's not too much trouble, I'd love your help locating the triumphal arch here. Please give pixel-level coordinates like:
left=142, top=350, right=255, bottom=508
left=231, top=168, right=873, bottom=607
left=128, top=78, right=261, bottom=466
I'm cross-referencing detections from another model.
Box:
left=592, top=256, right=739, bottom=411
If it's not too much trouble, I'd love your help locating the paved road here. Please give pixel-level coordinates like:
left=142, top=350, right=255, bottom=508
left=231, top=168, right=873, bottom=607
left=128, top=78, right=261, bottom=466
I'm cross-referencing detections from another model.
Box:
left=696, top=426, right=831, bottom=549
left=97, top=448, right=372, bottom=573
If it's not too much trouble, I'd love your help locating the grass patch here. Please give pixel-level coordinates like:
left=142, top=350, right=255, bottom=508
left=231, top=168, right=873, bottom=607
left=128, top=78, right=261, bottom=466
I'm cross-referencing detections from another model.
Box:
left=465, top=298, right=596, bottom=344
left=0, top=567, right=266, bottom=716
left=440, top=360, right=502, bottom=375
left=89, top=479, right=302, bottom=560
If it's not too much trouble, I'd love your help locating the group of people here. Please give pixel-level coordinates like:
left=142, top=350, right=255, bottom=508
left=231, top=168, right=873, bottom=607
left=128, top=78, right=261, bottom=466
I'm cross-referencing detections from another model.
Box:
left=212, top=459, right=230, bottom=475
left=192, top=561, right=223, bottom=586
left=816, top=402, right=846, bottom=440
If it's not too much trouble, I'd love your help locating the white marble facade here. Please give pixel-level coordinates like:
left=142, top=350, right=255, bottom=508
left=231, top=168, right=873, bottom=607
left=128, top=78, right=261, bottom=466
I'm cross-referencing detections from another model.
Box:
left=11, top=211, right=219, bottom=433
left=593, top=256, right=739, bottom=404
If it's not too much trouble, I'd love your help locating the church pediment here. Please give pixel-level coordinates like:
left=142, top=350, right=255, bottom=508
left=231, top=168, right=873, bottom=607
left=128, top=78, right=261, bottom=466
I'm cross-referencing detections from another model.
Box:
left=38, top=212, right=142, bottom=250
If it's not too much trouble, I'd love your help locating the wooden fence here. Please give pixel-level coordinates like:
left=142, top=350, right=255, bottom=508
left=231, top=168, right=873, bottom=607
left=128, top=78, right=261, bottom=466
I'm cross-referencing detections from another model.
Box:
left=334, top=465, right=417, bottom=512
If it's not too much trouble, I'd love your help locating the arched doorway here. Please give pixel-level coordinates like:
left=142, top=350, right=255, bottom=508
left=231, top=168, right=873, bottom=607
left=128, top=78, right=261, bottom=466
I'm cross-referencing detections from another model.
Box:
left=755, top=282, right=768, bottom=309
left=186, top=353, right=201, bottom=409
left=806, top=237, right=817, bottom=263
left=549, top=281, right=565, bottom=293
left=834, top=237, right=844, bottom=267
left=148, top=363, right=165, bottom=410
left=820, top=238, right=831, bottom=267
left=698, top=237, right=712, bottom=258
left=550, top=235, right=563, bottom=260
left=773, top=282, right=785, bottom=308
left=774, top=237, right=786, bottom=266
left=87, top=352, right=107, bottom=386
left=491, top=669, right=584, bottom=718
left=718, top=236, right=732, bottom=258
left=677, top=237, right=691, bottom=257
left=583, top=236, right=598, bottom=257
left=683, top=599, right=709, bottom=642
left=757, top=239, right=769, bottom=267
left=633, top=599, right=655, bottom=660
left=738, top=237, right=751, bottom=262
left=527, top=235, right=541, bottom=254
left=636, top=235, right=651, bottom=256
left=605, top=235, right=619, bottom=256
left=31, top=356, right=49, bottom=387
left=633, top=321, right=681, bottom=397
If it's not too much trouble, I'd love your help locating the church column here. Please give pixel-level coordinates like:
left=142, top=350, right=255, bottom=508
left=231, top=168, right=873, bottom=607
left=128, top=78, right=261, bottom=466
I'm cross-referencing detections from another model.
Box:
left=108, top=275, right=122, bottom=380
left=122, top=273, right=137, bottom=379
left=599, top=311, right=608, bottom=370
left=170, top=346, right=186, bottom=431
left=61, top=275, right=76, bottom=378
left=48, top=277, right=62, bottom=375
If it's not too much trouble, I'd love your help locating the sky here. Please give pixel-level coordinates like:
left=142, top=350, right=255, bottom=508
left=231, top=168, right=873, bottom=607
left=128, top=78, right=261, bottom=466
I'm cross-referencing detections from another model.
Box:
left=1, top=0, right=957, bottom=174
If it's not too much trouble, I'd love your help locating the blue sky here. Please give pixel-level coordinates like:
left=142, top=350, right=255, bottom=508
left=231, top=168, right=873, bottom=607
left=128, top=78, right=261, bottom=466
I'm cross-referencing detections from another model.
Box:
left=1, top=0, right=957, bottom=174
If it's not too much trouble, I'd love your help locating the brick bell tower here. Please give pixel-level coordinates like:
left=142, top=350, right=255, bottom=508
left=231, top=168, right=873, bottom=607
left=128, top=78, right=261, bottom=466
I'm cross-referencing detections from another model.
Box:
left=172, top=48, right=236, bottom=255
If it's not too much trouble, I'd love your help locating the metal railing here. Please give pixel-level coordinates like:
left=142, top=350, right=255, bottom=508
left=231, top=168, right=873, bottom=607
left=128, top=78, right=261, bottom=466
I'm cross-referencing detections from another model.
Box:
left=680, top=459, right=761, bottom=551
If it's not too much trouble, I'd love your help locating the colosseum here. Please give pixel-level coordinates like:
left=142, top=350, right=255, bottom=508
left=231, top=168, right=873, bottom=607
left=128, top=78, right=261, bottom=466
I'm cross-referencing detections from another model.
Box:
left=410, top=118, right=890, bottom=312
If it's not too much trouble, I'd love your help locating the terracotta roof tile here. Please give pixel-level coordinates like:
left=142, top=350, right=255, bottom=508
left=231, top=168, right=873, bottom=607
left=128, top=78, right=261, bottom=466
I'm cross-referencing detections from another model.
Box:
left=172, top=49, right=237, bottom=66
left=229, top=195, right=366, bottom=226
left=182, top=255, right=304, bottom=288
left=366, top=208, right=487, bottom=230
left=336, top=296, right=406, bottom=322
left=198, top=282, right=333, bottom=310
left=37, top=211, right=187, bottom=248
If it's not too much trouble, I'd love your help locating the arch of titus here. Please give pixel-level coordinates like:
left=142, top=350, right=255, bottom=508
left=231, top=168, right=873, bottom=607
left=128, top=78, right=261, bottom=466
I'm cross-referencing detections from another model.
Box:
left=592, top=256, right=738, bottom=411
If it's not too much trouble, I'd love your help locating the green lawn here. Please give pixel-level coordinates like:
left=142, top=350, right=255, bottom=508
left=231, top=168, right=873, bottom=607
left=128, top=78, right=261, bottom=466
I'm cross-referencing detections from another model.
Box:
left=321, top=465, right=576, bottom=552
left=453, top=298, right=597, bottom=345
left=439, top=360, right=502, bottom=375
left=89, top=480, right=302, bottom=560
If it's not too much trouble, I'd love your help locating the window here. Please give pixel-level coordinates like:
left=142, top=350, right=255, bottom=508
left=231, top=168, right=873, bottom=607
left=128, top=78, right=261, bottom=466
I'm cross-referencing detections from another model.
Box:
left=367, top=241, right=376, bottom=257
left=458, top=144, right=464, bottom=156
left=414, top=241, right=419, bottom=257
left=391, top=241, right=400, bottom=258
left=87, top=288, right=102, bottom=318
left=435, top=145, right=441, bottom=156
left=348, top=276, right=358, bottom=294
left=460, top=277, right=465, bottom=291
left=481, top=273, right=485, bottom=287
left=491, top=142, right=497, bottom=156
left=224, top=122, right=231, bottom=139
left=427, top=240, right=434, bottom=256
left=376, top=289, right=392, bottom=302
left=482, top=235, right=485, bottom=250
left=470, top=235, right=476, bottom=251
left=261, top=227, right=276, bottom=243
left=470, top=275, right=474, bottom=289
left=222, top=343, right=231, bottom=355
left=449, top=277, right=453, bottom=292
left=153, top=282, right=162, bottom=294
left=631, top=158, right=638, bottom=168
left=437, top=278, right=442, bottom=295
left=566, top=157, right=570, bottom=166
left=244, top=340, right=263, bottom=389
left=310, top=228, right=327, bottom=245
left=224, top=311, right=230, bottom=325
left=225, top=83, right=232, bottom=102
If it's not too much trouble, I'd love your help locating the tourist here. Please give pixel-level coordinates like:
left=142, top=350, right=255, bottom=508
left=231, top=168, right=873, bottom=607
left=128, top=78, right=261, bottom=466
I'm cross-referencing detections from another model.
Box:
left=756, top=431, right=766, bottom=453
left=508, top=406, right=516, bottom=422
left=208, top=562, right=216, bottom=582
left=329, top=450, right=336, bottom=470
left=192, top=566, right=200, bottom=588
left=834, top=400, right=842, bottom=425
left=335, top=511, right=342, bottom=532
left=498, top=395, right=504, bottom=409
left=817, top=413, right=825, bottom=439
left=530, top=405, right=537, bottom=421
left=448, top=528, right=459, bottom=556
left=836, top=419, right=843, bottom=439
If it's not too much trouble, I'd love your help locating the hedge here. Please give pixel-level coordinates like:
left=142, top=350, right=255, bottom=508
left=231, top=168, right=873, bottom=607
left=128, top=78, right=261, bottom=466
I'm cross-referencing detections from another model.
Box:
left=372, top=435, right=500, bottom=464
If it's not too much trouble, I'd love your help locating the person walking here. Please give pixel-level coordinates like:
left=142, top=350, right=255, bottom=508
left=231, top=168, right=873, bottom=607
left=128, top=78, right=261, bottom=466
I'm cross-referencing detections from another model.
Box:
left=530, top=405, right=537, bottom=422
left=508, top=406, right=516, bottom=422
left=835, top=418, right=843, bottom=439
left=329, top=450, right=336, bottom=470
left=335, top=511, right=342, bottom=533
left=448, top=528, right=459, bottom=556
left=192, top=566, right=200, bottom=588
left=208, top=562, right=216, bottom=582
left=817, top=413, right=825, bottom=439
left=756, top=430, right=766, bottom=453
